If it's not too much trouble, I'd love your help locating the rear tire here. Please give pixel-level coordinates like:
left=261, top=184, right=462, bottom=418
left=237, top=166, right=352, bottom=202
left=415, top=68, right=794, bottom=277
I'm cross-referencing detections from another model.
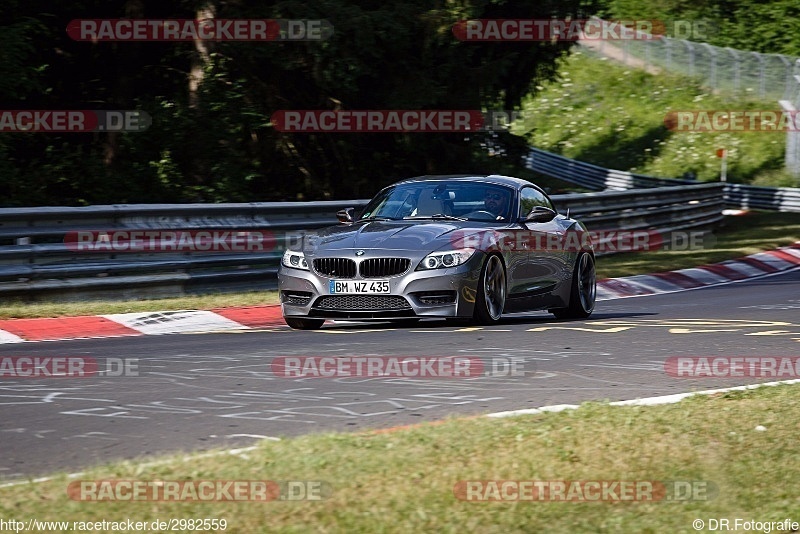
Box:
left=551, top=252, right=596, bottom=319
left=473, top=254, right=506, bottom=325
left=285, top=317, right=325, bottom=330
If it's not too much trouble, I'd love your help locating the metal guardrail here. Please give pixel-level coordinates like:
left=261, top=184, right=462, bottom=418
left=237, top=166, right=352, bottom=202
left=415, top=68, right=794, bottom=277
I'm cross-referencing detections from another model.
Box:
left=555, top=183, right=724, bottom=255
left=525, top=146, right=800, bottom=212
left=724, top=183, right=800, bottom=212
left=0, top=184, right=724, bottom=300
left=0, top=200, right=371, bottom=300
left=524, top=147, right=694, bottom=190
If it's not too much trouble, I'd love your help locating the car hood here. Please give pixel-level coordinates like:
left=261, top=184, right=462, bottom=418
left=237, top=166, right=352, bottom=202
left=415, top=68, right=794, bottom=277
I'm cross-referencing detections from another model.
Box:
left=302, top=220, right=481, bottom=254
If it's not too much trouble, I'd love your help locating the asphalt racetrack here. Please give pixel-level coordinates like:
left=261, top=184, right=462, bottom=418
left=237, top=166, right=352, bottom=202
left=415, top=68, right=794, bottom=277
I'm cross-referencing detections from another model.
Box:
left=2, top=268, right=799, bottom=482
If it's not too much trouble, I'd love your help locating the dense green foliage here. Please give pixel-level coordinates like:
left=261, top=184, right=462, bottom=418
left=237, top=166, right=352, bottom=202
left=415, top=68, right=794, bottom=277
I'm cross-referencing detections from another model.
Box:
left=518, top=52, right=796, bottom=187
left=600, top=0, right=800, bottom=55
left=2, top=1, right=796, bottom=206
left=0, top=0, right=594, bottom=206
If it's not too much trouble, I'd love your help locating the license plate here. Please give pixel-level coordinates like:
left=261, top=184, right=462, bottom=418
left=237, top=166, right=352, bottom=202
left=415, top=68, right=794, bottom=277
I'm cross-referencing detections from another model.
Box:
left=329, top=280, right=390, bottom=294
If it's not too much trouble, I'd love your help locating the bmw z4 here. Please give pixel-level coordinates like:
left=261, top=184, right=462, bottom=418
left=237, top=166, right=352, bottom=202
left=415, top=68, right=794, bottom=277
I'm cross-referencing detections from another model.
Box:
left=277, top=175, right=596, bottom=329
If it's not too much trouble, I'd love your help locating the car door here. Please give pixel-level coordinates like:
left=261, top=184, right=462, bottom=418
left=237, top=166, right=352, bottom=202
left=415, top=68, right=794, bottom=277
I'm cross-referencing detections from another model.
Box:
left=516, top=186, right=568, bottom=298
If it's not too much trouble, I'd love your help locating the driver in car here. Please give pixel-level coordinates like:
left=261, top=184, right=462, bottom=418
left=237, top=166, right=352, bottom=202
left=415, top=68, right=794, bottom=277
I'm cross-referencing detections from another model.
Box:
left=482, top=188, right=510, bottom=220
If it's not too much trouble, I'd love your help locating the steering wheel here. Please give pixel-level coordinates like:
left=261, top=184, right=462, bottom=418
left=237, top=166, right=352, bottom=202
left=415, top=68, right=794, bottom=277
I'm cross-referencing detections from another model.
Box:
left=464, top=210, right=501, bottom=220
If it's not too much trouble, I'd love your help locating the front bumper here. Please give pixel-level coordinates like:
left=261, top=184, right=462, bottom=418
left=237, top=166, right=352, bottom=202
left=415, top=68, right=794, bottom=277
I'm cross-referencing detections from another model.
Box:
left=278, top=252, right=485, bottom=320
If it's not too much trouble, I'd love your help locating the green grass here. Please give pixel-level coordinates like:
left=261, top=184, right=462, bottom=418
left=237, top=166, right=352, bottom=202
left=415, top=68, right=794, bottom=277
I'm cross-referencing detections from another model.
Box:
left=596, top=211, right=800, bottom=279
left=2, top=383, right=800, bottom=533
left=0, top=291, right=279, bottom=320
left=516, top=51, right=800, bottom=187
left=0, top=212, right=797, bottom=320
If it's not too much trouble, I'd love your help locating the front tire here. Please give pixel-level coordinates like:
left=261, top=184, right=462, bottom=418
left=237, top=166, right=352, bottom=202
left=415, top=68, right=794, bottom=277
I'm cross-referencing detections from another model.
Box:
left=285, top=317, right=325, bottom=330
left=473, top=254, right=506, bottom=325
left=552, top=251, right=596, bottom=319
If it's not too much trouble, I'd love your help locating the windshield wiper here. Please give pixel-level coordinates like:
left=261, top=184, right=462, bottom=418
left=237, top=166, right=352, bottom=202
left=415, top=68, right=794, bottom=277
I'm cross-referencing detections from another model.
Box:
left=404, top=214, right=467, bottom=221
left=357, top=216, right=397, bottom=221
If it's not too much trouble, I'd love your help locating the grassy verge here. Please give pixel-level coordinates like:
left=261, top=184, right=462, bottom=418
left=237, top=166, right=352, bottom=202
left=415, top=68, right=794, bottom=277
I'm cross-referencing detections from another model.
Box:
left=0, top=212, right=797, bottom=320
left=595, top=211, right=800, bottom=279
left=0, top=291, right=280, bottom=320
left=2, top=383, right=799, bottom=532
left=515, top=51, right=799, bottom=187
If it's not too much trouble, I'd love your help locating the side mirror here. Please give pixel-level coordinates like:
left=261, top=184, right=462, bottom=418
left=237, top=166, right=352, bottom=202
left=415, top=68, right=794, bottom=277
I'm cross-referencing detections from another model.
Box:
left=336, top=207, right=354, bottom=224
left=523, top=206, right=557, bottom=223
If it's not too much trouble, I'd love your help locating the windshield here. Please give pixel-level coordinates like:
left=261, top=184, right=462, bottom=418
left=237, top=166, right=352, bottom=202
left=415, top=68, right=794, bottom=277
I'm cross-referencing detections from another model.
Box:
left=359, top=181, right=514, bottom=222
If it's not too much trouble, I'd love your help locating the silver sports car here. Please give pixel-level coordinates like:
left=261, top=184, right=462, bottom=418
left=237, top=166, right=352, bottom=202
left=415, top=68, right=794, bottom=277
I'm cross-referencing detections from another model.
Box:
left=278, top=175, right=596, bottom=329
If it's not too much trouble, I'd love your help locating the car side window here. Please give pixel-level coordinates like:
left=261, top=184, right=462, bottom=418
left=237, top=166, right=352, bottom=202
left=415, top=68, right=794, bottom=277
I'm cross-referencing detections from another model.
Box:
left=520, top=187, right=553, bottom=215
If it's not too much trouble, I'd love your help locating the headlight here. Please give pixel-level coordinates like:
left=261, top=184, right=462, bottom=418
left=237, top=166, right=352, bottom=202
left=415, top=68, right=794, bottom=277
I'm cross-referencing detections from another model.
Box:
left=282, top=250, right=309, bottom=270
left=417, top=248, right=476, bottom=270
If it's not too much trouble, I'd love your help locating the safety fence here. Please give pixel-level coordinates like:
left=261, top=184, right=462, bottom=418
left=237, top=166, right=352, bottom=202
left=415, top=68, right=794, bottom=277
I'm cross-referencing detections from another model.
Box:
left=0, top=183, right=724, bottom=300
left=525, top=147, right=800, bottom=212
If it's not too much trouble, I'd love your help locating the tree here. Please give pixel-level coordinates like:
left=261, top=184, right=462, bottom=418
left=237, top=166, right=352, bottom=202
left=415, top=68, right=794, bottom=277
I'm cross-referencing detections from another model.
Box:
left=0, top=0, right=598, bottom=205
